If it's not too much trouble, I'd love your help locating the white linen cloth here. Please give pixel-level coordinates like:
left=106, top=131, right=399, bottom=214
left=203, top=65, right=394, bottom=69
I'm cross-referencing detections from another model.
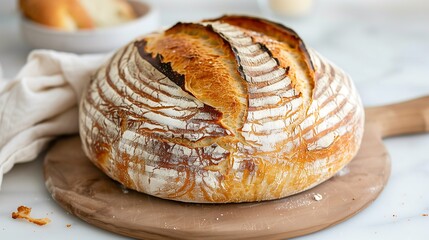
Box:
left=0, top=50, right=108, bottom=188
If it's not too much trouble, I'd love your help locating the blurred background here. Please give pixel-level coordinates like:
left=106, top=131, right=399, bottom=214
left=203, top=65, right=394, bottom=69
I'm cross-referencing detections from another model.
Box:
left=1, top=0, right=429, bottom=239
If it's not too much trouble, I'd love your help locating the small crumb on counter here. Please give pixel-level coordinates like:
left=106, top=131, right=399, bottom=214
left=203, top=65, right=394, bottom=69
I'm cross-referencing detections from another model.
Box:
left=313, top=193, right=323, bottom=201
left=12, top=206, right=51, bottom=226
left=120, top=184, right=129, bottom=194
left=66, top=224, right=72, bottom=228
left=393, top=214, right=397, bottom=217
left=422, top=214, right=428, bottom=217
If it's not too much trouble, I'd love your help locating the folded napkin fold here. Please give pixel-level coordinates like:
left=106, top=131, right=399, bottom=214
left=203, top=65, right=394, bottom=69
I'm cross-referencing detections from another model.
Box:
left=0, top=50, right=108, bottom=188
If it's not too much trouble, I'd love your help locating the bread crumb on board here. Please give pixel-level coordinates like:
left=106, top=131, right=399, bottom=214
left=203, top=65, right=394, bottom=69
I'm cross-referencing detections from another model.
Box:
left=66, top=224, right=72, bottom=228
left=11, top=206, right=51, bottom=226
left=422, top=214, right=428, bottom=217
left=313, top=193, right=323, bottom=201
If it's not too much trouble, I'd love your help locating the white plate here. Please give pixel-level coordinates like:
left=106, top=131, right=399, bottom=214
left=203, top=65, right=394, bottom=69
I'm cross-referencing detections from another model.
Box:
left=20, top=0, right=159, bottom=53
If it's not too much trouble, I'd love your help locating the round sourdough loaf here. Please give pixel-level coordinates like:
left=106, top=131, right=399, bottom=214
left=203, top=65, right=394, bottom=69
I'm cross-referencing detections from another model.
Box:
left=79, top=16, right=364, bottom=203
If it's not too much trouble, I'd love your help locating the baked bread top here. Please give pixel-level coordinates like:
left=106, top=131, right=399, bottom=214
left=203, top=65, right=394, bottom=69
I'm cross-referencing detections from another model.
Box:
left=79, top=15, right=364, bottom=203
left=19, top=0, right=136, bottom=31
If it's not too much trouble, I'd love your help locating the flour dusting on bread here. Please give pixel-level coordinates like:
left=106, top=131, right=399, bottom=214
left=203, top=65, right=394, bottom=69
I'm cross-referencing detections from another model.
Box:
left=79, top=15, right=364, bottom=203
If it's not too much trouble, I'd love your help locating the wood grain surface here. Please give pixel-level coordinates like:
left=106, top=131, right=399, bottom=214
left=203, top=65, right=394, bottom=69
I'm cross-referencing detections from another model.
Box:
left=44, top=97, right=429, bottom=239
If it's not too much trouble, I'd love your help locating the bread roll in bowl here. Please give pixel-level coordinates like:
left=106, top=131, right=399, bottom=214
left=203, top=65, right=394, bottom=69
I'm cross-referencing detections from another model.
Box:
left=79, top=16, right=364, bottom=203
left=19, top=0, right=136, bottom=31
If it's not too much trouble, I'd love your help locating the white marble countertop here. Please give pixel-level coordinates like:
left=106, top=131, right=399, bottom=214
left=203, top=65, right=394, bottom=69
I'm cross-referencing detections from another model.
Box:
left=1, top=0, right=429, bottom=239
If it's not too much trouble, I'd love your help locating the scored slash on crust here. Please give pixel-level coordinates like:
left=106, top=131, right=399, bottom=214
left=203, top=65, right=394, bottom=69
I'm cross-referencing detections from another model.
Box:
left=79, top=15, right=364, bottom=203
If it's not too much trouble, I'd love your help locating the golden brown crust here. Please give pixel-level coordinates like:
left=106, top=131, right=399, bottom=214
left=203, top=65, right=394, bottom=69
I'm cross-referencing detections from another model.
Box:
left=79, top=16, right=364, bottom=203
left=141, top=23, right=249, bottom=137
left=207, top=15, right=315, bottom=75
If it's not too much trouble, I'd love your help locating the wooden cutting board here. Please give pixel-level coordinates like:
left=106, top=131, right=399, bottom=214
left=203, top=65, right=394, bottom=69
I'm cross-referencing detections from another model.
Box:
left=44, top=97, right=429, bottom=240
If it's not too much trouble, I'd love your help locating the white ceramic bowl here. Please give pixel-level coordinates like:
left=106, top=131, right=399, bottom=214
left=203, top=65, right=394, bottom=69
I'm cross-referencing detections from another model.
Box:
left=20, top=0, right=159, bottom=53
